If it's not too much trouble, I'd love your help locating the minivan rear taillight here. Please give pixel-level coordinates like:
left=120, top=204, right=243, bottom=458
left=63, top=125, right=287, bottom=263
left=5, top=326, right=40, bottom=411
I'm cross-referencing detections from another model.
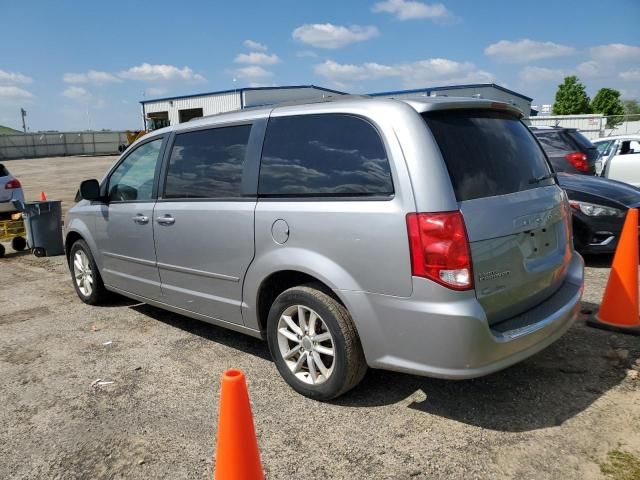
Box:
left=565, top=152, right=589, bottom=172
left=4, top=178, right=21, bottom=189
left=406, top=211, right=473, bottom=290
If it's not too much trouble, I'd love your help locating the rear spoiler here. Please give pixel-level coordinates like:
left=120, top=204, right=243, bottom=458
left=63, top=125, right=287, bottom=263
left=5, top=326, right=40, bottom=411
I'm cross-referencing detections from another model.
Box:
left=400, top=97, right=524, bottom=119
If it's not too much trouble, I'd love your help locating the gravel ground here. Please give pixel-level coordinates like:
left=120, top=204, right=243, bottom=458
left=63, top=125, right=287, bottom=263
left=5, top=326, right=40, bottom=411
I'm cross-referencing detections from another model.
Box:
left=1, top=156, right=639, bottom=479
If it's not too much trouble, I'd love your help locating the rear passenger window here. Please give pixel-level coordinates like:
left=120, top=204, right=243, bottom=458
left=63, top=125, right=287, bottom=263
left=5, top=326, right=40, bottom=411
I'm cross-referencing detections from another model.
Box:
left=259, top=114, right=393, bottom=196
left=164, top=125, right=252, bottom=199
left=536, top=132, right=572, bottom=152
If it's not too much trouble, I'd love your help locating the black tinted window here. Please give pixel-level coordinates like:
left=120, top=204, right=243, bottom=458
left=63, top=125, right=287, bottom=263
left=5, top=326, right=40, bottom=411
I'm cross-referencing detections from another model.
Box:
left=0, top=164, right=8, bottom=177
left=259, top=114, right=393, bottom=196
left=423, top=110, right=554, bottom=202
left=164, top=125, right=252, bottom=199
left=567, top=130, right=595, bottom=150
left=535, top=131, right=573, bottom=153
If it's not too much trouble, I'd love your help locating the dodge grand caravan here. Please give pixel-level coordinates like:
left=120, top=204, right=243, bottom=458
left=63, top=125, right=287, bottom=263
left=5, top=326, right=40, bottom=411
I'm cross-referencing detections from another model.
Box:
left=65, top=96, right=584, bottom=400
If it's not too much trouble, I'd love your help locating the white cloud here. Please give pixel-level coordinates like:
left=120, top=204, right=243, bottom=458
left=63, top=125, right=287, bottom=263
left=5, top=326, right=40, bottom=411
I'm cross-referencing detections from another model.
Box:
left=63, top=70, right=121, bottom=85
left=243, top=40, right=268, bottom=51
left=314, top=58, right=493, bottom=88
left=0, top=85, right=33, bottom=99
left=485, top=39, right=575, bottom=63
left=620, top=69, right=640, bottom=82
left=573, top=44, right=640, bottom=80
left=248, top=82, right=277, bottom=88
left=292, top=23, right=379, bottom=49
left=372, top=0, right=452, bottom=21
left=589, top=43, right=640, bottom=62
left=230, top=66, right=273, bottom=80
left=0, top=70, right=32, bottom=84
left=575, top=61, right=607, bottom=78
left=119, top=63, right=206, bottom=82
left=145, top=87, right=168, bottom=96
left=519, top=66, right=568, bottom=84
left=234, top=52, right=281, bottom=66
left=62, top=86, right=91, bottom=101
left=296, top=50, right=318, bottom=58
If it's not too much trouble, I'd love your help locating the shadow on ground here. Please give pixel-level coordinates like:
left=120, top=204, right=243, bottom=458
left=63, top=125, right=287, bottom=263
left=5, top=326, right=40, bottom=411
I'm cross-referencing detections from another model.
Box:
left=131, top=303, right=271, bottom=361
left=129, top=301, right=638, bottom=434
left=583, top=253, right=615, bottom=269
left=336, top=318, right=639, bottom=432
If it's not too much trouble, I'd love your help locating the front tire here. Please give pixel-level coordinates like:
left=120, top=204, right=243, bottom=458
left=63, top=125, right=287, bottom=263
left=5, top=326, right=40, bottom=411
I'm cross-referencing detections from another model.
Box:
left=69, top=239, right=110, bottom=305
left=266, top=285, right=367, bottom=401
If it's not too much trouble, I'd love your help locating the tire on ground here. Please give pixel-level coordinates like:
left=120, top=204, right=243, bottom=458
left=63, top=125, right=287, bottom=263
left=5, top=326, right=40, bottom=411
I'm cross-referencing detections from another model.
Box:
left=266, top=284, right=367, bottom=401
left=68, top=239, right=111, bottom=305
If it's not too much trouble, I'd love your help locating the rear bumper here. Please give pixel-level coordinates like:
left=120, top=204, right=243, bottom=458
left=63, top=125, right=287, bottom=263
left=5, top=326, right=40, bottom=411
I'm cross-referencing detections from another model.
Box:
left=338, top=252, right=584, bottom=379
left=0, top=191, right=24, bottom=213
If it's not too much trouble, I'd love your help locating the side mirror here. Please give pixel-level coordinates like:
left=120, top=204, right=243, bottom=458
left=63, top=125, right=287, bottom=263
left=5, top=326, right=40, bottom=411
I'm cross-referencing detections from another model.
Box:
left=79, top=179, right=102, bottom=201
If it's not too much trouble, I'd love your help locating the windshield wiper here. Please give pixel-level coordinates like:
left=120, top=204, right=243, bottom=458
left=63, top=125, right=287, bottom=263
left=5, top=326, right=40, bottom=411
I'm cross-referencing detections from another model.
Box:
left=529, top=172, right=557, bottom=184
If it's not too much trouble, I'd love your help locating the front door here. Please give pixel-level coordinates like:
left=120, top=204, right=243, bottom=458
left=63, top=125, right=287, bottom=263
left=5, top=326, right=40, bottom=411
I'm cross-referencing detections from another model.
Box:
left=609, top=140, right=640, bottom=187
left=153, top=124, right=256, bottom=324
left=93, top=137, right=165, bottom=299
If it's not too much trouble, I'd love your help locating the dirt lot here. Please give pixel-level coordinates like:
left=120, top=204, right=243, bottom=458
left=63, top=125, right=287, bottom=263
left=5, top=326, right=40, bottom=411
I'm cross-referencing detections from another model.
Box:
left=1, top=156, right=639, bottom=479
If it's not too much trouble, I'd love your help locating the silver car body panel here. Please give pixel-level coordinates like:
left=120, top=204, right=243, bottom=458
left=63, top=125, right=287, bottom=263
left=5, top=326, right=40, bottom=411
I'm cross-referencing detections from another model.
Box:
left=0, top=167, right=25, bottom=212
left=64, top=95, right=584, bottom=379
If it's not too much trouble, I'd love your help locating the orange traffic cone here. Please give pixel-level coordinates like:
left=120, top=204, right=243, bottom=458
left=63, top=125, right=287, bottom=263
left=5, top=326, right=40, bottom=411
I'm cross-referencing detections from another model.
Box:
left=214, top=369, right=264, bottom=480
left=587, top=208, right=640, bottom=335
left=39, top=191, right=47, bottom=201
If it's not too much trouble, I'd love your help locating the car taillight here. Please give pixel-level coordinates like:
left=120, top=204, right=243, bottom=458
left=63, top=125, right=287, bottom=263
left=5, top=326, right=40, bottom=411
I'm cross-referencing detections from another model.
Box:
left=565, top=152, right=589, bottom=172
left=4, top=178, right=21, bottom=189
left=406, top=211, right=473, bottom=290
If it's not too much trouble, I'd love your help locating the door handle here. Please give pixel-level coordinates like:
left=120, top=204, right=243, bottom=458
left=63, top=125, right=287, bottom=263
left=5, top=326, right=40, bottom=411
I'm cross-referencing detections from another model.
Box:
left=156, top=215, right=175, bottom=225
left=132, top=214, right=149, bottom=224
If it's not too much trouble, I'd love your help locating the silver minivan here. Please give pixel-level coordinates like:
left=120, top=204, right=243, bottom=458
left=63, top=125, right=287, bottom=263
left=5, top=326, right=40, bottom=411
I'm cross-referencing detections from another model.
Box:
left=65, top=96, right=584, bottom=400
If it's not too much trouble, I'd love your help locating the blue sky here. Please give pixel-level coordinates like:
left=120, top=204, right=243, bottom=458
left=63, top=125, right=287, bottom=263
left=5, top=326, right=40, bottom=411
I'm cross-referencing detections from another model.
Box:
left=1, top=0, right=639, bottom=131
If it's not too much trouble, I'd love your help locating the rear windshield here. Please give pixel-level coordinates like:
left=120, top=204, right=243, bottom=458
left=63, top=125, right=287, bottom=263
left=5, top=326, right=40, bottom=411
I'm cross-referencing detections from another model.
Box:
left=0, top=164, right=8, bottom=177
left=567, top=130, right=595, bottom=150
left=422, top=109, right=554, bottom=202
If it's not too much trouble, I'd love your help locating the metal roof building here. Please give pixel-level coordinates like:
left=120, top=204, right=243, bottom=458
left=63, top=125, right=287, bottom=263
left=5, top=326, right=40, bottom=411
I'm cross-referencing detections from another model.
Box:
left=139, top=85, right=346, bottom=130
left=370, top=84, right=533, bottom=117
left=139, top=83, right=534, bottom=130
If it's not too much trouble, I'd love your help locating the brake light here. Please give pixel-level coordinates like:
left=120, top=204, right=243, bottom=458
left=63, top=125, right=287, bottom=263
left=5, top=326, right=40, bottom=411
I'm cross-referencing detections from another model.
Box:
left=406, top=211, right=473, bottom=290
left=4, top=178, right=21, bottom=189
left=565, top=152, right=589, bottom=172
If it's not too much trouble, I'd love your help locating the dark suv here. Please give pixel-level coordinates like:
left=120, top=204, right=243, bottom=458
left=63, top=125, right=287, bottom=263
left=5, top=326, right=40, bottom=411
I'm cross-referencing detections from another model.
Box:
left=530, top=126, right=599, bottom=174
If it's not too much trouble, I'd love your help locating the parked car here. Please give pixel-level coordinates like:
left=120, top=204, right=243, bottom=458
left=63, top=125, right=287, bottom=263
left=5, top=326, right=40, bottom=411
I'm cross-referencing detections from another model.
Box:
left=0, top=163, right=25, bottom=216
left=65, top=96, right=584, bottom=400
left=557, top=173, right=640, bottom=254
left=592, top=135, right=640, bottom=187
left=530, top=126, right=599, bottom=174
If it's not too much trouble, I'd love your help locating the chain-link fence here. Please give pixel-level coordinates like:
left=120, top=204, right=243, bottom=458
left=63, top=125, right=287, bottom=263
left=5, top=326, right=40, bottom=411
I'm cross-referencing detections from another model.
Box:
left=602, top=114, right=640, bottom=137
left=529, top=114, right=640, bottom=140
left=0, top=131, right=128, bottom=160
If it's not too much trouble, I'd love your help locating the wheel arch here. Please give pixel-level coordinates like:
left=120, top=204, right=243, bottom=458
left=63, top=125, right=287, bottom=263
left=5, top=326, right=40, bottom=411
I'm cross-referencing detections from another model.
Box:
left=254, top=269, right=347, bottom=335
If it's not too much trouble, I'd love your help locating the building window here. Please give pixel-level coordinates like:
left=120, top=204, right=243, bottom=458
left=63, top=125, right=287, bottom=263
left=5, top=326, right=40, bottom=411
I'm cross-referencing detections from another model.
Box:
left=178, top=108, right=204, bottom=124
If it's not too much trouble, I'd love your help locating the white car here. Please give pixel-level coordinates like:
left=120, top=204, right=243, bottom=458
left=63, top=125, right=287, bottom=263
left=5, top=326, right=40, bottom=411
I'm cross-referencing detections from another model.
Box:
left=593, top=135, right=640, bottom=187
left=0, top=163, right=25, bottom=214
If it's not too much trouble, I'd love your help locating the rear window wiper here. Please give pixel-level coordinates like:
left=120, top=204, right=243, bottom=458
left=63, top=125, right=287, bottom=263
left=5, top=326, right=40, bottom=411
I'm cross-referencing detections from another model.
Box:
left=528, top=172, right=557, bottom=185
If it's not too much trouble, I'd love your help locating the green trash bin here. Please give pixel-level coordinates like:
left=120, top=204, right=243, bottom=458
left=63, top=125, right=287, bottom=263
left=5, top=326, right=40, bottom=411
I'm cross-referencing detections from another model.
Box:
left=19, top=200, right=64, bottom=257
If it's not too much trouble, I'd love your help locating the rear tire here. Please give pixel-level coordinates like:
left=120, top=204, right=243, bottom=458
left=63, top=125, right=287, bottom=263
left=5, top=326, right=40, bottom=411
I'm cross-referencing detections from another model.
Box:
left=69, top=239, right=110, bottom=305
left=33, top=247, right=46, bottom=257
left=11, top=236, right=26, bottom=251
left=266, top=285, right=367, bottom=401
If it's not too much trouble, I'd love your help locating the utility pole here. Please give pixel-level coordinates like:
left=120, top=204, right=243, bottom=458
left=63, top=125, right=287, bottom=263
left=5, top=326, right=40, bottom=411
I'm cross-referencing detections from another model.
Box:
left=20, top=108, right=27, bottom=133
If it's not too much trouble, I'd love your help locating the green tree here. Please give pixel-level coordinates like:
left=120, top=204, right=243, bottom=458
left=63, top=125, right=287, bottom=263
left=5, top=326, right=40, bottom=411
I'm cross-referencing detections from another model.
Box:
left=591, top=88, right=625, bottom=127
left=552, top=76, right=591, bottom=115
left=623, top=99, right=640, bottom=116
